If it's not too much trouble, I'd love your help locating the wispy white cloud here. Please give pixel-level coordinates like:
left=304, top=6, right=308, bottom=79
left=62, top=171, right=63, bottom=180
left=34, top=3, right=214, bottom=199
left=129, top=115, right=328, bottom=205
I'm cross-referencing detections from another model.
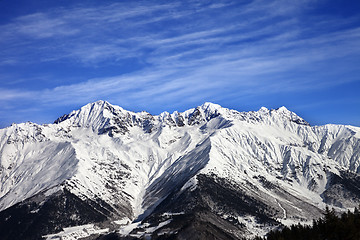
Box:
left=0, top=88, right=33, bottom=101
left=0, top=13, right=76, bottom=42
left=16, top=13, right=79, bottom=39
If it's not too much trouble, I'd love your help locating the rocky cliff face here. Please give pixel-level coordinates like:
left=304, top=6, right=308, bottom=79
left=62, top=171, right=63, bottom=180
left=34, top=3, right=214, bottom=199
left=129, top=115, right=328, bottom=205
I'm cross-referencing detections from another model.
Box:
left=0, top=101, right=359, bottom=239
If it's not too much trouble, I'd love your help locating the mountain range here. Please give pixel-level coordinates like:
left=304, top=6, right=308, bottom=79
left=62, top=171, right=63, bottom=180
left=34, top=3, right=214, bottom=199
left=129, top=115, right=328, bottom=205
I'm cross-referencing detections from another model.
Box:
left=0, top=100, right=359, bottom=240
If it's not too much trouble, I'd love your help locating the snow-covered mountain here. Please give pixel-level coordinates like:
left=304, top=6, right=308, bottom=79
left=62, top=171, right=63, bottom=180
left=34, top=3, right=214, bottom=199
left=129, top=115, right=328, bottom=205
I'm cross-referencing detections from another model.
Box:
left=0, top=100, right=359, bottom=239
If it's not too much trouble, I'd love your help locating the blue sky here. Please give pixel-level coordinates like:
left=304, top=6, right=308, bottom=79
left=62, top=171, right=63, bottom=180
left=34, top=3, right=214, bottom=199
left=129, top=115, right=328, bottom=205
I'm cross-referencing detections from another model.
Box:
left=0, top=0, right=359, bottom=127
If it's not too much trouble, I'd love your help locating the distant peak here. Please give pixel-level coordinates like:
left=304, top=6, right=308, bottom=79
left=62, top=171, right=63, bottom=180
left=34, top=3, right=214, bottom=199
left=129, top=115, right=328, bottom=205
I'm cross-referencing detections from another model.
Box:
left=276, top=106, right=289, bottom=112
left=54, top=100, right=115, bottom=125
left=200, top=102, right=223, bottom=112
left=271, top=106, right=310, bottom=126
left=87, top=100, right=111, bottom=108
left=258, top=106, right=269, bottom=113
left=201, top=102, right=221, bottom=107
left=94, top=100, right=107, bottom=105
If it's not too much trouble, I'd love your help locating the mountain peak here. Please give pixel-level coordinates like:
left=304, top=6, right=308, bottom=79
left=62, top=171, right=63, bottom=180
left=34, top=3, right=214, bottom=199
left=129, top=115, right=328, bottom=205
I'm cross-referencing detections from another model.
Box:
left=276, top=106, right=290, bottom=112
left=87, top=99, right=108, bottom=107
left=82, top=100, right=124, bottom=114
left=258, top=106, right=269, bottom=113
left=271, top=106, right=310, bottom=126
left=200, top=102, right=223, bottom=111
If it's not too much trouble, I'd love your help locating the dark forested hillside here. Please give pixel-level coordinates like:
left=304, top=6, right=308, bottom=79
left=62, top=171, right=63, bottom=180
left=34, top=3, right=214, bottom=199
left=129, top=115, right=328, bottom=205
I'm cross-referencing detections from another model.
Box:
left=255, top=206, right=360, bottom=240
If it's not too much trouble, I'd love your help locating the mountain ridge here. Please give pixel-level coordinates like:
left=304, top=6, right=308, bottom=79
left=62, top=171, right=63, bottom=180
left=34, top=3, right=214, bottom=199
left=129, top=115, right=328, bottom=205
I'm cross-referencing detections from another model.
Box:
left=0, top=101, right=359, bottom=239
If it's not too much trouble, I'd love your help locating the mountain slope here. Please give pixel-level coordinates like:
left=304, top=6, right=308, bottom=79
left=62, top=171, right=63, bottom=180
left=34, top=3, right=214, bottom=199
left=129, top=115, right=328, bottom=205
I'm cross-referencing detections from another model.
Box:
left=0, top=101, right=359, bottom=239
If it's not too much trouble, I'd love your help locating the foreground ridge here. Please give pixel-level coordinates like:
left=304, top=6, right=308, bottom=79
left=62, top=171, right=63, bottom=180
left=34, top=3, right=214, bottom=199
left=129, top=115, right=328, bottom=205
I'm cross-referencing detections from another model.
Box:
left=0, top=101, right=359, bottom=239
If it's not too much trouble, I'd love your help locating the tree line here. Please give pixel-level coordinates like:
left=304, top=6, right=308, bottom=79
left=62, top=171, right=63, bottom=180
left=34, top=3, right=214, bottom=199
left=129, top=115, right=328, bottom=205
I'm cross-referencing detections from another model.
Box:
left=253, top=205, right=360, bottom=240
